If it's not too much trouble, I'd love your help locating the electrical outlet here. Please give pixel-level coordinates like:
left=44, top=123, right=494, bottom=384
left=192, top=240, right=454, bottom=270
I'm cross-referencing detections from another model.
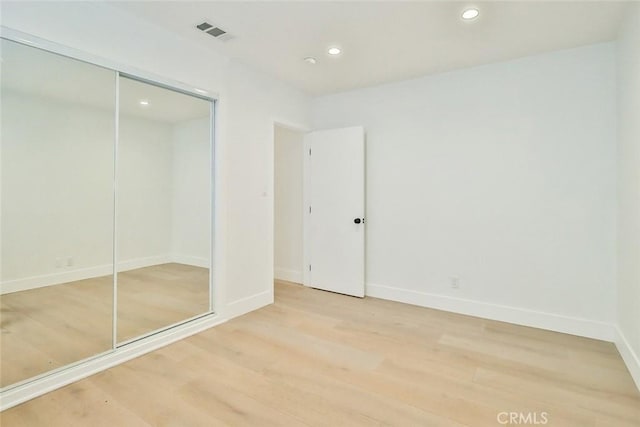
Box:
left=66, top=256, right=74, bottom=267
left=450, top=277, right=460, bottom=289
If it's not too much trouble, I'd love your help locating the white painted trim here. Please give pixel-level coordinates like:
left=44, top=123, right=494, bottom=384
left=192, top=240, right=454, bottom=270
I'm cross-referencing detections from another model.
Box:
left=615, top=326, right=640, bottom=392
left=225, top=290, right=273, bottom=320
left=274, top=267, right=303, bottom=284
left=0, top=314, right=226, bottom=411
left=366, top=283, right=616, bottom=342
left=170, top=254, right=210, bottom=268
left=302, top=133, right=312, bottom=287
left=271, top=119, right=311, bottom=135
left=112, top=69, right=120, bottom=350
left=212, top=100, right=220, bottom=313
left=0, top=27, right=218, bottom=101
left=1, top=255, right=171, bottom=295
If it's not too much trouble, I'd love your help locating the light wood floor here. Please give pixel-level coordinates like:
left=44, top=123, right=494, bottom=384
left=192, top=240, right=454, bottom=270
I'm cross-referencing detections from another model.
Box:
left=2, top=280, right=639, bottom=426
left=0, top=263, right=209, bottom=387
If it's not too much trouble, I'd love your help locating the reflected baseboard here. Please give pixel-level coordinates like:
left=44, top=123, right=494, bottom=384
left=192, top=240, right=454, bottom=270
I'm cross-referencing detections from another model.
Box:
left=0, top=254, right=209, bottom=295
left=170, top=254, right=209, bottom=268
left=1, top=264, right=114, bottom=295
left=119, top=255, right=172, bottom=272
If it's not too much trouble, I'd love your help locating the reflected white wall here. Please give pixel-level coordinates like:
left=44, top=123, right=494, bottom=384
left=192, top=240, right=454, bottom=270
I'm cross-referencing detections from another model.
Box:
left=1, top=92, right=115, bottom=285
left=117, top=115, right=173, bottom=265
left=171, top=118, right=211, bottom=267
left=1, top=92, right=211, bottom=292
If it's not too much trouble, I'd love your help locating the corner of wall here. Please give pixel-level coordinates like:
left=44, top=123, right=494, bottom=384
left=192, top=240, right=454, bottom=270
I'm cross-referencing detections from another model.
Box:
left=615, top=0, right=640, bottom=393
left=615, top=327, right=640, bottom=391
left=223, top=289, right=274, bottom=321
left=274, top=268, right=303, bottom=284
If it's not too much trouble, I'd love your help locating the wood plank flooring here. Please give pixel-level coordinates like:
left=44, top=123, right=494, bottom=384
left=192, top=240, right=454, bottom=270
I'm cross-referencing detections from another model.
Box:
left=1, top=280, right=639, bottom=426
left=0, top=263, right=209, bottom=387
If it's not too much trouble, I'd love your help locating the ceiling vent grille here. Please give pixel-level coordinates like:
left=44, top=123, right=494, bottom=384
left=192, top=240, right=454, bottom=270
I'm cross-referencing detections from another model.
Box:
left=196, top=21, right=233, bottom=42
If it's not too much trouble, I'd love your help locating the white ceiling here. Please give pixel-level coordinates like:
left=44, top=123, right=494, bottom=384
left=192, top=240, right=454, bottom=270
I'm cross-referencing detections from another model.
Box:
left=1, top=39, right=210, bottom=124
left=111, top=1, right=628, bottom=95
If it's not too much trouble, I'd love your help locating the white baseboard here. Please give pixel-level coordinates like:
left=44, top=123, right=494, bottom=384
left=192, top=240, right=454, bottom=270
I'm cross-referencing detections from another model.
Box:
left=366, top=283, right=616, bottom=342
left=615, top=327, right=640, bottom=392
left=0, top=313, right=226, bottom=411
left=274, top=267, right=303, bottom=284
left=0, top=255, right=209, bottom=295
left=170, top=254, right=210, bottom=268
left=225, top=289, right=273, bottom=320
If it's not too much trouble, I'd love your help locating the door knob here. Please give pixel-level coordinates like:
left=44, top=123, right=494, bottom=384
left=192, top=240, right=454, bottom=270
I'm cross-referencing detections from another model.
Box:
left=354, top=218, right=362, bottom=224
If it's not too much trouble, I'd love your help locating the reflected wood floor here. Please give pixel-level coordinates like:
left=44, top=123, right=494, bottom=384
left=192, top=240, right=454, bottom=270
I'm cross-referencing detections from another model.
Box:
left=0, top=263, right=209, bottom=387
left=2, top=280, right=639, bottom=426
left=117, top=263, right=209, bottom=343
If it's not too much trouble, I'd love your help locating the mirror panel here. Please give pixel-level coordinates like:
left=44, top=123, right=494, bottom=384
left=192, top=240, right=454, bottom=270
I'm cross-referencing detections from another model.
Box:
left=0, top=39, right=116, bottom=387
left=116, top=76, right=211, bottom=343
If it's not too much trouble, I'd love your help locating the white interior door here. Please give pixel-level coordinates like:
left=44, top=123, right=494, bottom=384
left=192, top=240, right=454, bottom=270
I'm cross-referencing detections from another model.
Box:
left=304, top=126, right=365, bottom=297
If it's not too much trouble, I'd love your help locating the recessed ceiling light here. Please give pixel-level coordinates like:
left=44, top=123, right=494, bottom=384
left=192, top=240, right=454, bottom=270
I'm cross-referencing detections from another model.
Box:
left=139, top=100, right=150, bottom=106
left=462, top=8, right=480, bottom=20
left=327, top=47, right=341, bottom=55
left=304, top=57, right=317, bottom=64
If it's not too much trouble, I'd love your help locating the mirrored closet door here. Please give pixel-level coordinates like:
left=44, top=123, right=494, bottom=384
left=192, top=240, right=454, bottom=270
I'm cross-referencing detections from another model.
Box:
left=0, top=36, right=214, bottom=390
left=0, top=38, right=116, bottom=387
left=116, top=76, right=212, bottom=344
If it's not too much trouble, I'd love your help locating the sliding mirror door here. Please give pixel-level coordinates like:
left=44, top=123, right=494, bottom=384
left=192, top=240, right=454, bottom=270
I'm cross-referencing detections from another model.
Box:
left=1, top=39, right=116, bottom=387
left=116, top=76, right=212, bottom=343
left=0, top=36, right=215, bottom=389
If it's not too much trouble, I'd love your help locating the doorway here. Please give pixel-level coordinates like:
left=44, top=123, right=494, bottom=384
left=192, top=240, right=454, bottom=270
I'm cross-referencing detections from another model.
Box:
left=273, top=123, right=366, bottom=298
left=273, top=124, right=305, bottom=286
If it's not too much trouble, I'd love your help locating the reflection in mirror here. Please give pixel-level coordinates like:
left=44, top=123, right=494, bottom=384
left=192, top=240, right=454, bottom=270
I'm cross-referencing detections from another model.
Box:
left=0, top=39, right=115, bottom=387
left=116, top=76, right=211, bottom=343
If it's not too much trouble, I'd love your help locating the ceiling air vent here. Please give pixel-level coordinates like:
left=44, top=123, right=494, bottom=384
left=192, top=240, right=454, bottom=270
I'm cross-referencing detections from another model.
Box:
left=196, top=21, right=233, bottom=42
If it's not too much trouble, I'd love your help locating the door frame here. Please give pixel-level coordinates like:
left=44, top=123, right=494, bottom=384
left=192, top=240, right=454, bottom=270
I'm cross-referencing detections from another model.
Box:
left=302, top=132, right=311, bottom=287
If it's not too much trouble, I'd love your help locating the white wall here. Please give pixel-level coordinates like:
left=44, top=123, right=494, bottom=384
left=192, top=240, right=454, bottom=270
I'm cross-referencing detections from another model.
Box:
left=221, top=64, right=310, bottom=307
left=0, top=1, right=311, bottom=316
left=616, top=2, right=640, bottom=388
left=312, top=43, right=617, bottom=340
left=274, top=126, right=304, bottom=283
